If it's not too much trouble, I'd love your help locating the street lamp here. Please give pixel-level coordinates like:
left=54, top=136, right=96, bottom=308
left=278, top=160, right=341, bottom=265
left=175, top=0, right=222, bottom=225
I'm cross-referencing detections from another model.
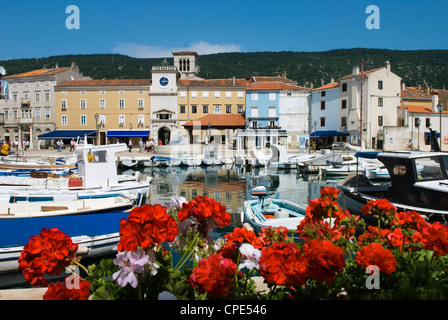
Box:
left=208, top=122, right=211, bottom=144
left=437, top=102, right=444, bottom=150
left=94, top=113, right=99, bottom=146
left=416, top=118, right=421, bottom=150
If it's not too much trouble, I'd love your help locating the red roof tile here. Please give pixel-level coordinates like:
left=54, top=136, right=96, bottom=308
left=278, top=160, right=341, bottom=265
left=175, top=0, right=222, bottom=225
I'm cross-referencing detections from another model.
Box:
left=178, top=78, right=249, bottom=87
left=246, top=82, right=308, bottom=91
left=4, top=67, right=72, bottom=79
left=182, top=114, right=246, bottom=127
left=401, top=87, right=432, bottom=100
left=339, top=67, right=384, bottom=80
left=312, top=82, right=339, bottom=91
left=402, top=104, right=448, bottom=114
left=56, top=79, right=152, bottom=87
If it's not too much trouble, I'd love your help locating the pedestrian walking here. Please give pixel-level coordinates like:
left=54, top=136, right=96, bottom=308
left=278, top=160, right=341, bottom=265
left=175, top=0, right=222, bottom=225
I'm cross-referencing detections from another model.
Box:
left=139, top=138, right=144, bottom=153
left=128, top=139, right=132, bottom=152
left=70, top=138, right=75, bottom=152
left=57, top=140, right=61, bottom=152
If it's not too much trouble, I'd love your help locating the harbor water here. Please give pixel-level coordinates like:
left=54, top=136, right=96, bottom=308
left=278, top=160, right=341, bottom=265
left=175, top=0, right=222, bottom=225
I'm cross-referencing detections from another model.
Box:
left=126, top=164, right=347, bottom=238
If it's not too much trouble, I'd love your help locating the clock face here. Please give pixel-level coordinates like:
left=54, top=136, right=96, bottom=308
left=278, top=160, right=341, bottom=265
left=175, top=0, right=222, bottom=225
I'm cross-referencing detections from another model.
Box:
left=159, top=76, right=169, bottom=87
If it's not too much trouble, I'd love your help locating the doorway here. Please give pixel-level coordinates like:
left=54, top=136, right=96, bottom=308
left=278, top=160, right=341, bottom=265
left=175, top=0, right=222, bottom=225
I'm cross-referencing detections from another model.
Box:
left=158, top=127, right=171, bottom=145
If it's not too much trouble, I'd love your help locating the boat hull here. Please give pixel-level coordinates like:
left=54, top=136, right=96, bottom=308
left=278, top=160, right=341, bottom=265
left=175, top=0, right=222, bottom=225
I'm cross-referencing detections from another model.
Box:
left=0, top=197, right=133, bottom=273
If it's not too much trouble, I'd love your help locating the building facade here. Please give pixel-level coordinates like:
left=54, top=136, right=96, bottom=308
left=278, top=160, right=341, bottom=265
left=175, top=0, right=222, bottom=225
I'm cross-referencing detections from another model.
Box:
left=54, top=79, right=151, bottom=146
left=0, top=63, right=85, bottom=149
left=340, top=61, right=402, bottom=149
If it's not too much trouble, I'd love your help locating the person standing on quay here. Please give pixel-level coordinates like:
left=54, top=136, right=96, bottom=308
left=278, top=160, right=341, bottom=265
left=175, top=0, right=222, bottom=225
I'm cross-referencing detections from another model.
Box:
left=139, top=138, right=144, bottom=153
left=70, top=138, right=75, bottom=152
left=128, top=139, right=133, bottom=152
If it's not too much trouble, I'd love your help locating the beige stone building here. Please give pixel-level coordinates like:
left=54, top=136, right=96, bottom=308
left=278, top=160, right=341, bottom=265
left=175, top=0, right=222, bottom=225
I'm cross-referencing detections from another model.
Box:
left=53, top=79, right=151, bottom=146
left=0, top=63, right=85, bottom=149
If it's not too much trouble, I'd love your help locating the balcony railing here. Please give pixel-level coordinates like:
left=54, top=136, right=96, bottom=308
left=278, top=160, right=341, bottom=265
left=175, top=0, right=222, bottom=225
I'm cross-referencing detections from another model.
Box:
left=21, top=98, right=31, bottom=106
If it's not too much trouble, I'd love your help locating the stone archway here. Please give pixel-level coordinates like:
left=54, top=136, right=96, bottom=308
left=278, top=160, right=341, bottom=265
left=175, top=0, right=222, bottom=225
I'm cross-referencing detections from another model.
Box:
left=158, top=127, right=171, bottom=145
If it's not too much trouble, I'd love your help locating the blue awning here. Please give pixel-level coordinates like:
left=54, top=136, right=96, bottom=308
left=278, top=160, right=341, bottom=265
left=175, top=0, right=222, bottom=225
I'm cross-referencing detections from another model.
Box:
left=311, top=130, right=349, bottom=138
left=38, top=130, right=97, bottom=140
left=106, top=130, right=150, bottom=138
left=424, top=132, right=440, bottom=138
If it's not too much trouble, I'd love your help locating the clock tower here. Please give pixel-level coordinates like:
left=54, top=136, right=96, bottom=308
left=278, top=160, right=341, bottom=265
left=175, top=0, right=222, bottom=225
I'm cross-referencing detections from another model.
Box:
left=149, top=59, right=180, bottom=144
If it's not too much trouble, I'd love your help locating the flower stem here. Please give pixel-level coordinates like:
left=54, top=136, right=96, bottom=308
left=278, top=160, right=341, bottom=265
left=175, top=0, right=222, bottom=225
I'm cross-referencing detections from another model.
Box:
left=174, top=232, right=200, bottom=271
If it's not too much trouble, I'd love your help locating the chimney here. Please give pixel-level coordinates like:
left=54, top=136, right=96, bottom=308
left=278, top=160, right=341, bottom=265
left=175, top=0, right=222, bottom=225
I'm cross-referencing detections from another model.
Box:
left=385, top=60, right=391, bottom=71
left=233, top=76, right=235, bottom=86
left=330, top=77, right=334, bottom=83
left=352, top=66, right=360, bottom=76
left=432, top=93, right=440, bottom=113
left=401, top=82, right=406, bottom=91
left=71, top=61, right=76, bottom=69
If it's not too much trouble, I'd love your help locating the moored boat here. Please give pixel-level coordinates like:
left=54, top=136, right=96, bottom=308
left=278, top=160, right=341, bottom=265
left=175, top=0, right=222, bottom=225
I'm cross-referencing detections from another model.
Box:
left=338, top=151, right=448, bottom=223
left=241, top=186, right=306, bottom=238
left=0, top=196, right=134, bottom=274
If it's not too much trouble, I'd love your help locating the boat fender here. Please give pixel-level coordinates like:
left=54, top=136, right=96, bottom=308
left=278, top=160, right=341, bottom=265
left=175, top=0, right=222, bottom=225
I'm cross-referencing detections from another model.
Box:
left=243, top=222, right=254, bottom=231
left=77, top=245, right=91, bottom=255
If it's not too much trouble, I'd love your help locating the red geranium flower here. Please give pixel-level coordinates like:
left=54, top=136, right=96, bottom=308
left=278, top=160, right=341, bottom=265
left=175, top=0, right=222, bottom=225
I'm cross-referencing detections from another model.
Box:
left=189, top=253, right=237, bottom=297
left=355, top=243, right=397, bottom=274
left=43, top=276, right=90, bottom=300
left=117, top=204, right=178, bottom=252
left=320, top=186, right=340, bottom=200
left=18, top=228, right=79, bottom=287
left=413, top=222, right=448, bottom=257
left=178, top=196, right=231, bottom=237
left=258, top=242, right=308, bottom=287
left=259, top=226, right=290, bottom=245
left=218, top=226, right=263, bottom=260
left=302, top=239, right=345, bottom=284
left=392, top=210, right=428, bottom=232
left=361, top=199, right=397, bottom=223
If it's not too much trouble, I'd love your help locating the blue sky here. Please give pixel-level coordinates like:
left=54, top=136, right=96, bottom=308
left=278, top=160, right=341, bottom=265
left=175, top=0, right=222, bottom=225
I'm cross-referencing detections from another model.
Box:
left=0, top=0, right=447, bottom=60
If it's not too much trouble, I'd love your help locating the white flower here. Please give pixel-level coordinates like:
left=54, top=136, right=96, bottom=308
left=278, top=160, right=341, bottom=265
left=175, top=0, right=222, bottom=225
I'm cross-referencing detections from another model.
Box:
left=238, top=243, right=261, bottom=270
left=163, top=196, right=187, bottom=212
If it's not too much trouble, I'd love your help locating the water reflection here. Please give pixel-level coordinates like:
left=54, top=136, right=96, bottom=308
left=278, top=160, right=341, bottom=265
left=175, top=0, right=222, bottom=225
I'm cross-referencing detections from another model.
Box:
left=122, top=165, right=345, bottom=231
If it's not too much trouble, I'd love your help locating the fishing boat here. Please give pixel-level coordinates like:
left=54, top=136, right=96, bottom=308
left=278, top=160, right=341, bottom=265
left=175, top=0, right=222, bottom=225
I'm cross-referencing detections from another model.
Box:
left=241, top=186, right=306, bottom=238
left=0, top=195, right=134, bottom=274
left=0, top=143, right=151, bottom=204
left=338, top=151, right=448, bottom=223
left=119, top=156, right=139, bottom=168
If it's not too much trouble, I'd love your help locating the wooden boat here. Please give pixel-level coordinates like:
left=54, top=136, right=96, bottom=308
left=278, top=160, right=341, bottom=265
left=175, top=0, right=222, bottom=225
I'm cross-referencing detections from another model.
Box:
left=338, top=151, right=448, bottom=223
left=241, top=186, right=306, bottom=238
left=0, top=196, right=134, bottom=273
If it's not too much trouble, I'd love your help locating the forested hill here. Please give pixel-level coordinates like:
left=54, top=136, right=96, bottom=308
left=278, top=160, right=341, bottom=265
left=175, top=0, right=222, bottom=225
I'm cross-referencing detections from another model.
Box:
left=1, top=48, right=447, bottom=89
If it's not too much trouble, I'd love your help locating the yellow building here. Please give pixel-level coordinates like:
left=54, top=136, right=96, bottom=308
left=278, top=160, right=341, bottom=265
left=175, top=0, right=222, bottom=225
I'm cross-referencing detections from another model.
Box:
left=54, top=79, right=151, bottom=145
left=177, top=78, right=248, bottom=143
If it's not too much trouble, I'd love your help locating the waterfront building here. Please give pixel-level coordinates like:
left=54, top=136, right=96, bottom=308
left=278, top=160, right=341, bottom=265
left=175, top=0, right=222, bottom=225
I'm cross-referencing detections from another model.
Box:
left=54, top=79, right=151, bottom=146
left=177, top=78, right=247, bottom=145
left=310, top=80, right=345, bottom=149
left=243, top=76, right=304, bottom=149
left=339, top=61, right=402, bottom=150
left=0, top=63, right=85, bottom=149
left=390, top=85, right=447, bottom=151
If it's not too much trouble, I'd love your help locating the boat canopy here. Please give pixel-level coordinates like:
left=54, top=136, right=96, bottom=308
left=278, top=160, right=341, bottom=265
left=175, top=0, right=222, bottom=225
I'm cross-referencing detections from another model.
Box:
left=354, top=151, right=381, bottom=159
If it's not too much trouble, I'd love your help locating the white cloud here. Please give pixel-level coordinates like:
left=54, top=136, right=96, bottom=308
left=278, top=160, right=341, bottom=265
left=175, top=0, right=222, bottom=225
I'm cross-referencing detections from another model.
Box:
left=112, top=41, right=242, bottom=58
